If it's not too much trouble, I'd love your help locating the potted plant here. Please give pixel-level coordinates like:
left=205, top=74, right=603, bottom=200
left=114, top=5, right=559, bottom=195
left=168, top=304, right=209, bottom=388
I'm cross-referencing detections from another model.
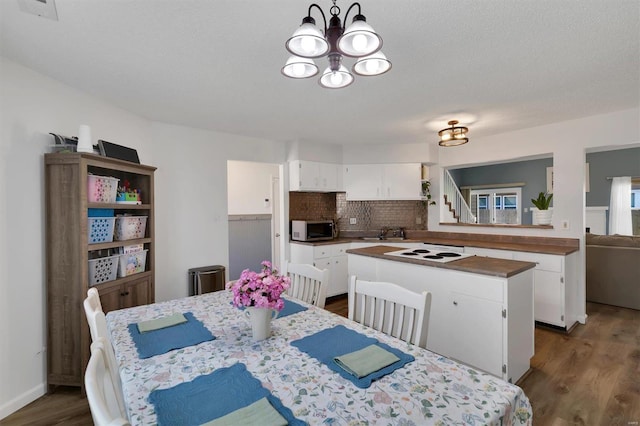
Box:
left=531, top=191, right=553, bottom=225
left=422, top=180, right=436, bottom=206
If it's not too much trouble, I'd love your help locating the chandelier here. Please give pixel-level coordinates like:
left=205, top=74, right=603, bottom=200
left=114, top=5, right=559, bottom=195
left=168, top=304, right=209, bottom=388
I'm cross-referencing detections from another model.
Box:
left=438, top=120, right=469, bottom=147
left=282, top=1, right=391, bottom=89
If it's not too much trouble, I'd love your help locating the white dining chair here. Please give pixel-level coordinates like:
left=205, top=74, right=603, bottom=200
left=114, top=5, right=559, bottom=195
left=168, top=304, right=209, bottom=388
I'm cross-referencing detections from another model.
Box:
left=348, top=276, right=432, bottom=348
left=283, top=261, right=329, bottom=308
left=85, top=337, right=130, bottom=426
left=83, top=289, right=125, bottom=415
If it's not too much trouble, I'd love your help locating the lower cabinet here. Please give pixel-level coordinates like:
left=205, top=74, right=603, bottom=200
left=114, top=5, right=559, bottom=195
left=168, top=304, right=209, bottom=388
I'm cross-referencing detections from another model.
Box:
left=465, top=246, right=578, bottom=329
left=290, top=243, right=350, bottom=297
left=348, top=253, right=534, bottom=383
left=98, top=274, right=153, bottom=313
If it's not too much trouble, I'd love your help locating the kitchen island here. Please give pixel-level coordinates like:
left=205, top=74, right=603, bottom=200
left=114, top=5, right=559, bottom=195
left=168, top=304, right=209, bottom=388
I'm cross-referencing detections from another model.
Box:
left=347, top=245, right=537, bottom=384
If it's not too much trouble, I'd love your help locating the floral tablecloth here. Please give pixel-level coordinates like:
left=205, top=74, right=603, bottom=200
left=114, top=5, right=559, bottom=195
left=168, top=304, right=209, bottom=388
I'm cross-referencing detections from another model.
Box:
left=106, top=291, right=532, bottom=425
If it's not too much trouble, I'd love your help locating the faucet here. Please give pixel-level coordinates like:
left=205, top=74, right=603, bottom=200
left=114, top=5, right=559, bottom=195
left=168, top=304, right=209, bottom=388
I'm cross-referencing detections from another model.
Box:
left=378, top=227, right=389, bottom=240
left=390, top=227, right=406, bottom=239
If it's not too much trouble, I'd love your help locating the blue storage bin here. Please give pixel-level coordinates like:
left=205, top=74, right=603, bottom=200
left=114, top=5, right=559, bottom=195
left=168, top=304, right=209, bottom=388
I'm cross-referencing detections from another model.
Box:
left=88, top=208, right=114, bottom=217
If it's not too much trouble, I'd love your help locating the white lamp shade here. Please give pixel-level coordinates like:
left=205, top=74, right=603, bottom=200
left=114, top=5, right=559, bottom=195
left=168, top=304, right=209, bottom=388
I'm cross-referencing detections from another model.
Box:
left=352, top=51, right=392, bottom=76
left=282, top=55, right=319, bottom=78
left=338, top=19, right=382, bottom=57
left=319, top=65, right=354, bottom=89
left=286, top=23, right=330, bottom=58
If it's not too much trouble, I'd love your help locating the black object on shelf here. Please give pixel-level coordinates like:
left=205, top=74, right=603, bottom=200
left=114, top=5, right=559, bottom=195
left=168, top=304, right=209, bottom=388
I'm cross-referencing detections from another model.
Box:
left=98, top=139, right=140, bottom=163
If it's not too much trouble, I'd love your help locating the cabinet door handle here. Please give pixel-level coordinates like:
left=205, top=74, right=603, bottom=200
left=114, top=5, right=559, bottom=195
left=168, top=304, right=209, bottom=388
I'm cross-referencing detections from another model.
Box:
left=453, top=301, right=458, bottom=306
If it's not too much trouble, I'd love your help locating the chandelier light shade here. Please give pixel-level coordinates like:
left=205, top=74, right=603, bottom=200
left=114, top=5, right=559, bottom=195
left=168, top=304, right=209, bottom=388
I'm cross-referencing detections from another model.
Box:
left=285, top=18, right=330, bottom=58
left=320, top=64, right=354, bottom=88
left=438, top=120, right=469, bottom=147
left=281, top=55, right=319, bottom=78
left=283, top=1, right=390, bottom=89
left=353, top=51, right=392, bottom=76
left=337, top=16, right=382, bottom=57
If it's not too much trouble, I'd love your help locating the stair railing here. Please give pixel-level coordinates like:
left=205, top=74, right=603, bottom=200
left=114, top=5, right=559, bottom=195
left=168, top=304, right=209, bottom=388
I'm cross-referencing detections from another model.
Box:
left=443, top=169, right=477, bottom=223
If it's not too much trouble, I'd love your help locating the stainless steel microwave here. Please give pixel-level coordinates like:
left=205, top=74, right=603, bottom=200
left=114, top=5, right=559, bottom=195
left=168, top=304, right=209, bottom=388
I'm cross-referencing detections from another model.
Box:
left=291, top=220, right=334, bottom=242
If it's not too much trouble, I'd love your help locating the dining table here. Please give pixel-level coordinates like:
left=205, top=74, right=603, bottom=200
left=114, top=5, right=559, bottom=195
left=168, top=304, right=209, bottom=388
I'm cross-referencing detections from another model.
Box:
left=106, top=290, right=533, bottom=425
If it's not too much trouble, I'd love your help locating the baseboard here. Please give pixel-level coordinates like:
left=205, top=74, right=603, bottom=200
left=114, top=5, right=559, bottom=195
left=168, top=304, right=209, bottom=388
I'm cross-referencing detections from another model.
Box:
left=0, top=382, right=45, bottom=421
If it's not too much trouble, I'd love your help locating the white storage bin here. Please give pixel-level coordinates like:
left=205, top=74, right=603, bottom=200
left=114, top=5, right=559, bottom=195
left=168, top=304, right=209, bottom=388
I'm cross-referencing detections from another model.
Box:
left=114, top=216, right=148, bottom=241
left=88, top=255, right=119, bottom=285
left=88, top=175, right=119, bottom=203
left=88, top=217, right=116, bottom=244
left=117, top=249, right=148, bottom=277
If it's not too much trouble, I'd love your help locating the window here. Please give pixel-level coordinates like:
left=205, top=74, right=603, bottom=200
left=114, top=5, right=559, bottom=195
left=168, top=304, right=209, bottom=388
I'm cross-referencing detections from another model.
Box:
left=632, top=189, right=640, bottom=209
left=470, top=188, right=522, bottom=225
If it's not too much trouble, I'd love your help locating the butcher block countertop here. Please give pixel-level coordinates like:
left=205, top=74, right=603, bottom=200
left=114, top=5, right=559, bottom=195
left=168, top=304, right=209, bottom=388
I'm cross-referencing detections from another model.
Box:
left=292, top=231, right=579, bottom=256
left=347, top=245, right=537, bottom=278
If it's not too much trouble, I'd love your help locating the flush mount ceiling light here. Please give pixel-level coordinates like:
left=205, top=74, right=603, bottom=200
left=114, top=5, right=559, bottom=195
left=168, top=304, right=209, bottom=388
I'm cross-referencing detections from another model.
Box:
left=282, top=0, right=391, bottom=89
left=438, top=120, right=469, bottom=147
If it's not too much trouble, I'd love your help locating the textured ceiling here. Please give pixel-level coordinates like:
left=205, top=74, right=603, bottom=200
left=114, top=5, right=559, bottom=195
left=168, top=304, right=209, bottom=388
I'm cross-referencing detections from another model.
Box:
left=1, top=0, right=638, bottom=145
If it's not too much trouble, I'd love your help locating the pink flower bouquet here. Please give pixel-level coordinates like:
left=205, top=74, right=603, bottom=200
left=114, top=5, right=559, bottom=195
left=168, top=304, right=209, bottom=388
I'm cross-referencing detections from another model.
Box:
left=227, top=261, right=291, bottom=311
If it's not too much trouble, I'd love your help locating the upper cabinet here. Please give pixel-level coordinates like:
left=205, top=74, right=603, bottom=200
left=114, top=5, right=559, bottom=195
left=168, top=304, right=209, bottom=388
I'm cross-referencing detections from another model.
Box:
left=344, top=163, right=422, bottom=201
left=289, top=160, right=342, bottom=192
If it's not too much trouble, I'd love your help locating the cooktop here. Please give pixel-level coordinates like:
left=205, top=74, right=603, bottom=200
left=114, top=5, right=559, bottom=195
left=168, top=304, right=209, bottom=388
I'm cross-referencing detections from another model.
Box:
left=384, top=248, right=475, bottom=263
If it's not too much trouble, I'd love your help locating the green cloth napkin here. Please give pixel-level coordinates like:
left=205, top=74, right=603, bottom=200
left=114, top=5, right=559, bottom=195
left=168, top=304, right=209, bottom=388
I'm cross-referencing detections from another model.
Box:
left=334, top=344, right=401, bottom=378
left=200, top=397, right=288, bottom=426
left=137, top=313, right=187, bottom=333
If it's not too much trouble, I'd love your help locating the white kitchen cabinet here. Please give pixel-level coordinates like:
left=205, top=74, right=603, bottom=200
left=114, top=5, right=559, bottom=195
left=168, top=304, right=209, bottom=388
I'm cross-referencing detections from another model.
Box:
left=348, top=252, right=534, bottom=383
left=290, top=242, right=350, bottom=297
left=343, top=163, right=422, bottom=200
left=465, top=246, right=578, bottom=329
left=512, top=251, right=578, bottom=329
left=289, top=160, right=341, bottom=192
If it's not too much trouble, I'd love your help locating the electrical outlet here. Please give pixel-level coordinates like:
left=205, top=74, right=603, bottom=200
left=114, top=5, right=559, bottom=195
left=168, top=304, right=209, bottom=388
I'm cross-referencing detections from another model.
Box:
left=349, top=218, right=357, bottom=225
left=416, top=217, right=422, bottom=224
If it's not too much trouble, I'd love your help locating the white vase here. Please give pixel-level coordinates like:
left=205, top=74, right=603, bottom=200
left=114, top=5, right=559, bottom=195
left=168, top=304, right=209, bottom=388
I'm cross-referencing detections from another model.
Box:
left=534, top=209, right=552, bottom=225
left=77, top=124, right=93, bottom=153
left=245, top=307, right=278, bottom=341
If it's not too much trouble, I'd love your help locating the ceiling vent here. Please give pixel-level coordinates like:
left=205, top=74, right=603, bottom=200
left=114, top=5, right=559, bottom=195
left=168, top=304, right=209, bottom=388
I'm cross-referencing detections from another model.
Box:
left=17, top=0, right=58, bottom=21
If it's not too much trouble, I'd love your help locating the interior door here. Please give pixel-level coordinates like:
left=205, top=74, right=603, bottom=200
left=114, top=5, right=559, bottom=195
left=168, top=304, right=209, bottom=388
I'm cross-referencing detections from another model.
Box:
left=271, top=176, right=281, bottom=271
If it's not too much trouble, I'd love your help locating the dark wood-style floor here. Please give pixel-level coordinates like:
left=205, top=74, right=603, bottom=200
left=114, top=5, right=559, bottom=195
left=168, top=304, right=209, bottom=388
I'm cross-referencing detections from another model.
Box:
left=2, top=299, right=638, bottom=425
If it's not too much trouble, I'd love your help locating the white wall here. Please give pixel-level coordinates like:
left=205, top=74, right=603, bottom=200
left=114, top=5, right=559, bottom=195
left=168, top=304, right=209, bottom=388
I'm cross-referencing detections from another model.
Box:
left=0, top=57, right=153, bottom=419
left=227, top=161, right=280, bottom=215
left=151, top=123, right=287, bottom=303
left=342, top=141, right=437, bottom=164
left=287, top=141, right=343, bottom=163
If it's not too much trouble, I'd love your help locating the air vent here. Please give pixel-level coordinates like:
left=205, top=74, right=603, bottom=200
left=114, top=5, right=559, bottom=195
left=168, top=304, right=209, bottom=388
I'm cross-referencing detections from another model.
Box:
left=17, top=0, right=58, bottom=21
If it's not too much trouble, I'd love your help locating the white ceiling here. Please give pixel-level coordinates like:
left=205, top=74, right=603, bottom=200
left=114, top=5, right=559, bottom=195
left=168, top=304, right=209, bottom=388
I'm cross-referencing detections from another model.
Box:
left=1, top=0, right=638, bottom=146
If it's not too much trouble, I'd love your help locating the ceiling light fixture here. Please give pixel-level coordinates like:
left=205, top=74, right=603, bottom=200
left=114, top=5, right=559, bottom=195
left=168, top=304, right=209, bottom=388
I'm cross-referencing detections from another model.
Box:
left=282, top=0, right=391, bottom=89
left=438, top=120, right=469, bottom=147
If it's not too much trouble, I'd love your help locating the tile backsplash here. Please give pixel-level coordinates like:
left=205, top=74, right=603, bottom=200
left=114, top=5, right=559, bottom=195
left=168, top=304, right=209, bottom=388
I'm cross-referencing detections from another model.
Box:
left=289, top=192, right=427, bottom=232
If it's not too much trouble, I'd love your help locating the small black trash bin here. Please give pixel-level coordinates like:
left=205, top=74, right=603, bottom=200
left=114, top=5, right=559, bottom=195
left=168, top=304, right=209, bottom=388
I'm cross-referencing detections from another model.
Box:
left=188, top=265, right=226, bottom=296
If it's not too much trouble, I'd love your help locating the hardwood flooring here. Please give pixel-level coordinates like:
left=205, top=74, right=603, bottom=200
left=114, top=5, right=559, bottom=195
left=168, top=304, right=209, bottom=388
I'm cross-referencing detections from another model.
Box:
left=2, top=299, right=638, bottom=426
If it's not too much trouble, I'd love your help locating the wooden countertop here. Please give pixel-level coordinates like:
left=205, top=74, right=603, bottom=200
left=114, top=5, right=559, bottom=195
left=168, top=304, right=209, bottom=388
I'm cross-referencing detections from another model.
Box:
left=346, top=245, right=537, bottom=278
left=291, top=235, right=578, bottom=256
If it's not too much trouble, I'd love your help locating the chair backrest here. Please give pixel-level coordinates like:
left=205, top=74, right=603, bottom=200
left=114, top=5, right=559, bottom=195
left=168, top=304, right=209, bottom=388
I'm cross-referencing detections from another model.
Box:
left=85, top=337, right=130, bottom=426
left=283, top=261, right=329, bottom=308
left=86, top=287, right=103, bottom=313
left=83, top=290, right=125, bottom=415
left=84, top=288, right=109, bottom=343
left=348, top=276, right=432, bottom=348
